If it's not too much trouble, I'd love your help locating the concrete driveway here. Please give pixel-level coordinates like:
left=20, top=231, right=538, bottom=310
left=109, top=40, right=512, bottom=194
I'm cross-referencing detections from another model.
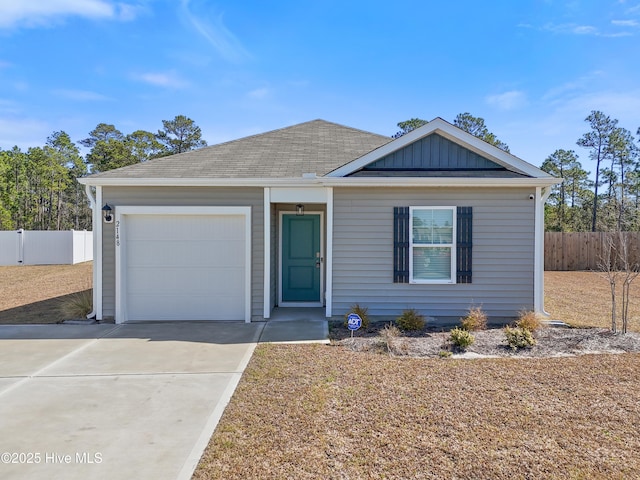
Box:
left=0, top=322, right=266, bottom=480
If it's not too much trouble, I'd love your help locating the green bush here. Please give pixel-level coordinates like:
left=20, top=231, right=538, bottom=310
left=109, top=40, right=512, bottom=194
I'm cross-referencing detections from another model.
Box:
left=461, top=306, right=487, bottom=331
left=450, top=327, right=474, bottom=350
left=396, top=309, right=426, bottom=331
left=516, top=310, right=542, bottom=332
left=343, top=304, right=370, bottom=329
left=504, top=326, right=537, bottom=350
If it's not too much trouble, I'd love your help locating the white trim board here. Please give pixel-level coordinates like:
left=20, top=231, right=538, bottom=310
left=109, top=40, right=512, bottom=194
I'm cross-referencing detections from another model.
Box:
left=78, top=176, right=561, bottom=188
left=114, top=206, right=252, bottom=323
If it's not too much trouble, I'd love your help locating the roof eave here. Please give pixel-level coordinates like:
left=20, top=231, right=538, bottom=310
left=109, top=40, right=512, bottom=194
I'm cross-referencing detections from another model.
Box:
left=78, top=176, right=561, bottom=188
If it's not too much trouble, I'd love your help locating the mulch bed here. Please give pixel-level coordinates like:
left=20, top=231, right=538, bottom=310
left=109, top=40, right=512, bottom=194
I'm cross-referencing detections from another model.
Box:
left=330, top=323, right=640, bottom=358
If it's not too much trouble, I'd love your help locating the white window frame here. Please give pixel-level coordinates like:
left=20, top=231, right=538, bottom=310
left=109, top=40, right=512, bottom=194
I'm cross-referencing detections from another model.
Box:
left=409, top=206, right=457, bottom=284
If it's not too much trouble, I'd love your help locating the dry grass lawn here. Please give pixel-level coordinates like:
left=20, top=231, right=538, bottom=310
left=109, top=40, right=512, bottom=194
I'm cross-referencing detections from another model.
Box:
left=0, top=262, right=92, bottom=324
left=195, top=345, right=640, bottom=480
left=195, top=271, right=640, bottom=479
left=545, top=271, right=640, bottom=331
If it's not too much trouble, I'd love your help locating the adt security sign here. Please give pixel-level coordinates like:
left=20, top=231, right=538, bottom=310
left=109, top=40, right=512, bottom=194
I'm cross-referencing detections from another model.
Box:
left=347, top=313, right=362, bottom=331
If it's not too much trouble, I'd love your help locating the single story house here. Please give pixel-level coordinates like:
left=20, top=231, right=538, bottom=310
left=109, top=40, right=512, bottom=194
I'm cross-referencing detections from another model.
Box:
left=78, top=118, right=560, bottom=324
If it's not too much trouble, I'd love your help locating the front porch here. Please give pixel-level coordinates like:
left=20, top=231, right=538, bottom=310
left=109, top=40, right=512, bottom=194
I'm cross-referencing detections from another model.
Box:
left=263, top=187, right=334, bottom=319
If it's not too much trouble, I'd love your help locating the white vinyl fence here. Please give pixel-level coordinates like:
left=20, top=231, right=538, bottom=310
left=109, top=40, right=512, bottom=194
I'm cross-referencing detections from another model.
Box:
left=0, top=230, right=93, bottom=266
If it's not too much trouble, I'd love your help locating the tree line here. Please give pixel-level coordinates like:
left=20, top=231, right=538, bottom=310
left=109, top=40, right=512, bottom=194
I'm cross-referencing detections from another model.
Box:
left=2, top=111, right=637, bottom=232
left=542, top=111, right=640, bottom=232
left=0, top=115, right=206, bottom=230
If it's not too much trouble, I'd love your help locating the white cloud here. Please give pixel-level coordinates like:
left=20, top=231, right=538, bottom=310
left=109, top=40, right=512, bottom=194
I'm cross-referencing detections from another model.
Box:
left=540, top=21, right=635, bottom=37
left=0, top=0, right=139, bottom=29
left=612, top=19, right=640, bottom=26
left=180, top=0, right=250, bottom=62
left=0, top=116, right=50, bottom=150
left=246, top=87, right=271, bottom=99
left=542, top=71, right=605, bottom=102
left=543, top=22, right=599, bottom=35
left=556, top=90, right=640, bottom=121
left=625, top=3, right=640, bottom=14
left=485, top=90, right=528, bottom=111
left=52, top=89, right=111, bottom=101
left=131, top=71, right=189, bottom=89
left=0, top=98, right=20, bottom=114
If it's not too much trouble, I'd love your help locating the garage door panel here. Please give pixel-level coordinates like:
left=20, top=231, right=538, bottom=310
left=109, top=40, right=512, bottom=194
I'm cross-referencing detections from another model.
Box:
left=127, top=267, right=244, bottom=296
left=127, top=215, right=245, bottom=241
left=127, top=294, right=245, bottom=321
left=127, top=240, right=245, bottom=268
left=122, top=212, right=248, bottom=321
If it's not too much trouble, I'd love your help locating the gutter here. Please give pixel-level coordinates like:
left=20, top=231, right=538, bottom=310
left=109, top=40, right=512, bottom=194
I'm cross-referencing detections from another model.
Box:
left=83, top=185, right=103, bottom=321
left=77, top=176, right=561, bottom=188
left=534, top=186, right=553, bottom=316
left=84, top=185, right=97, bottom=319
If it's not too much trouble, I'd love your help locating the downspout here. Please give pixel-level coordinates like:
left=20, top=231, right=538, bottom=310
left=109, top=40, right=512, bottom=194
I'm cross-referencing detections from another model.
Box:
left=84, top=185, right=101, bottom=320
left=534, top=186, right=552, bottom=316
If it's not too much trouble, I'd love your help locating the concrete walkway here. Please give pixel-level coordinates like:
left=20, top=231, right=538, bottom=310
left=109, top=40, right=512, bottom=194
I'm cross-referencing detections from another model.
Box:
left=0, top=320, right=328, bottom=480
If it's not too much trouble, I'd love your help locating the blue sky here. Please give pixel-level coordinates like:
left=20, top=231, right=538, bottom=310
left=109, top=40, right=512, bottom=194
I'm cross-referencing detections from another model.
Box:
left=0, top=0, right=639, bottom=170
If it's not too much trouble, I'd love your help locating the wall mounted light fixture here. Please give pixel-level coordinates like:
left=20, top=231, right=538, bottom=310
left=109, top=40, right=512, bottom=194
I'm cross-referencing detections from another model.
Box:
left=102, top=203, right=113, bottom=223
left=296, top=204, right=304, bottom=216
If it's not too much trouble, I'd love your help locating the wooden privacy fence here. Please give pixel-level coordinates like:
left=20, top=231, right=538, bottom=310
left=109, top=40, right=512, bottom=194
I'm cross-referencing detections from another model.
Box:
left=545, top=232, right=640, bottom=271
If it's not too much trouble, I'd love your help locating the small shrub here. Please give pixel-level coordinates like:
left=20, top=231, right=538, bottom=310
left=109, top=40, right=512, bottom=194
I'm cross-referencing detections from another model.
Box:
left=449, top=326, right=475, bottom=351
left=516, top=310, right=542, bottom=332
left=504, top=326, right=537, bottom=350
left=461, top=306, right=487, bottom=331
left=378, top=323, right=405, bottom=356
left=58, top=289, right=93, bottom=319
left=396, top=309, right=426, bottom=331
left=343, top=304, right=370, bottom=329
left=438, top=350, right=453, bottom=358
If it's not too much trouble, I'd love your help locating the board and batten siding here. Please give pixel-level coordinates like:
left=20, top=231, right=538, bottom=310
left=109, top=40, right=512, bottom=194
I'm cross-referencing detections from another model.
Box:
left=362, top=133, right=503, bottom=171
left=332, top=187, right=535, bottom=320
left=100, top=186, right=264, bottom=320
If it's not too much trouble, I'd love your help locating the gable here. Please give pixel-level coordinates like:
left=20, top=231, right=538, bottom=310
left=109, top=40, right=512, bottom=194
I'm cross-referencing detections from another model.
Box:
left=328, top=117, right=554, bottom=179
left=348, top=133, right=525, bottom=178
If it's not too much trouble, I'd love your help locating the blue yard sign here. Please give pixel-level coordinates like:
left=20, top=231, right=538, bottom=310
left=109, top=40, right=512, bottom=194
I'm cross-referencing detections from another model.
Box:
left=347, top=313, right=362, bottom=331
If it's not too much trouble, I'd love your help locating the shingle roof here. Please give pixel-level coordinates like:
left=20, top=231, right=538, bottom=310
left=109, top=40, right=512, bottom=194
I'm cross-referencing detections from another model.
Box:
left=87, top=119, right=392, bottom=179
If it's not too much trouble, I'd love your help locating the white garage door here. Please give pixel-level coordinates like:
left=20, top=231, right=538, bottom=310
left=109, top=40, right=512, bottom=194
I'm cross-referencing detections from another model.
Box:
left=123, top=213, right=247, bottom=321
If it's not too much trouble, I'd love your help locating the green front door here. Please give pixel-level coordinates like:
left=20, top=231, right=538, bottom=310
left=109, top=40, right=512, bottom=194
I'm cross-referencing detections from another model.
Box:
left=281, top=214, right=321, bottom=303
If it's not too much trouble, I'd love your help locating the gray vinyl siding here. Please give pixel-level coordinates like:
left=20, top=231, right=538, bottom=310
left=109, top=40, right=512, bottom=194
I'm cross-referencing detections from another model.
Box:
left=361, top=133, right=505, bottom=171
left=100, top=186, right=264, bottom=320
left=332, top=187, right=536, bottom=320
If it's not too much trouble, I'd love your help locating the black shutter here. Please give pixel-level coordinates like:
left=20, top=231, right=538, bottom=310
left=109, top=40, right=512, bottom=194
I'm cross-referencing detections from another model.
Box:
left=393, top=207, right=409, bottom=283
left=456, top=206, right=473, bottom=283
